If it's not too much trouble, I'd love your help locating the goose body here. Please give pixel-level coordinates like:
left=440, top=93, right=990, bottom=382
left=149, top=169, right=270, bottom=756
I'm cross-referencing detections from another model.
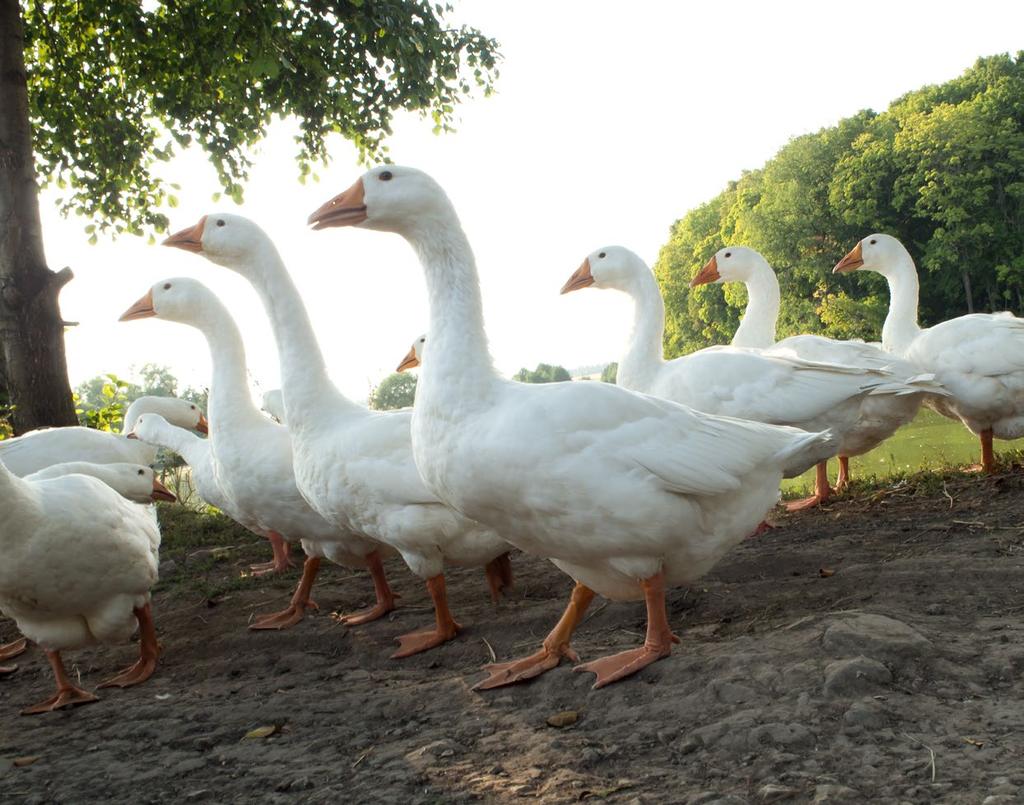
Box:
left=562, top=245, right=940, bottom=507
left=0, top=396, right=206, bottom=476
left=0, top=456, right=163, bottom=713
left=691, top=245, right=947, bottom=487
left=160, top=219, right=512, bottom=652
left=835, top=234, right=1024, bottom=472
left=308, top=166, right=837, bottom=688
left=121, top=280, right=364, bottom=589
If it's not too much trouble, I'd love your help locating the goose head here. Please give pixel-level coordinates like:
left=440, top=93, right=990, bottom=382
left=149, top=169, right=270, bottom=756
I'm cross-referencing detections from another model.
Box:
left=308, top=165, right=455, bottom=235
left=103, top=463, right=177, bottom=504
left=163, top=213, right=271, bottom=272
left=62, top=460, right=176, bottom=504
left=834, top=234, right=911, bottom=278
left=690, top=246, right=768, bottom=287
left=396, top=334, right=427, bottom=372
left=120, top=276, right=223, bottom=332
left=560, top=246, right=649, bottom=296
left=127, top=395, right=207, bottom=434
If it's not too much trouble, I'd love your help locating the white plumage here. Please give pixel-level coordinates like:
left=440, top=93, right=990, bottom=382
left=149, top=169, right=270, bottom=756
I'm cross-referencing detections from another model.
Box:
left=307, top=165, right=837, bottom=689
left=0, top=396, right=206, bottom=476
left=835, top=233, right=1024, bottom=472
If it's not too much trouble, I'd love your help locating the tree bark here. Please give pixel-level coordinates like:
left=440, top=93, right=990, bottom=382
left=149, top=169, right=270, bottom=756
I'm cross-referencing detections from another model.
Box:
left=961, top=269, right=974, bottom=314
left=0, top=0, right=77, bottom=435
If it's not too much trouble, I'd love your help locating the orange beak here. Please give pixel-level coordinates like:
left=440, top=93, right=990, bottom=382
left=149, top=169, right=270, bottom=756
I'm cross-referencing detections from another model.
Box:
left=196, top=413, right=209, bottom=434
left=119, top=289, right=156, bottom=321
left=690, top=255, right=721, bottom=287
left=308, top=179, right=367, bottom=230
left=162, top=216, right=207, bottom=253
left=151, top=478, right=176, bottom=503
left=834, top=241, right=864, bottom=273
left=560, top=258, right=595, bottom=295
left=396, top=346, right=420, bottom=373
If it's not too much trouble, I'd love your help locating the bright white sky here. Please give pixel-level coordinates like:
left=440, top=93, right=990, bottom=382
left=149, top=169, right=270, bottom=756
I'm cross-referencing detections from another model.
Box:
left=46, top=0, right=1024, bottom=403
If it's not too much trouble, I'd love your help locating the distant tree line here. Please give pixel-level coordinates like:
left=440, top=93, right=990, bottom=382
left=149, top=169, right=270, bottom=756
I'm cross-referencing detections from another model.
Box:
left=657, top=53, right=1024, bottom=357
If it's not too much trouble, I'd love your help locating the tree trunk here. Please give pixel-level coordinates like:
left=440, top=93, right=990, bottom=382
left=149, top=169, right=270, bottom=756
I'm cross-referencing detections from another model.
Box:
left=961, top=270, right=974, bottom=314
left=0, top=0, right=76, bottom=435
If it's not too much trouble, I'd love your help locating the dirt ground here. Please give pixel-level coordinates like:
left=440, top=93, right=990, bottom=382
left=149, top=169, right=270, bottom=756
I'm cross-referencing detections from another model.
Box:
left=3, top=471, right=1024, bottom=804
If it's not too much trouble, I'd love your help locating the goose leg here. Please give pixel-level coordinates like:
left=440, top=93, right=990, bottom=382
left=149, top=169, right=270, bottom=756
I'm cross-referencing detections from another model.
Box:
left=835, top=456, right=851, bottom=492
left=484, top=552, right=514, bottom=603
left=250, top=557, right=321, bottom=630
left=785, top=461, right=833, bottom=511
left=966, top=429, right=996, bottom=474
left=250, top=531, right=294, bottom=575
left=392, top=575, right=463, bottom=658
left=473, top=582, right=595, bottom=691
left=21, top=651, right=99, bottom=715
left=334, top=550, right=398, bottom=626
left=0, top=637, right=28, bottom=661
left=574, top=570, right=679, bottom=689
left=98, top=604, right=160, bottom=688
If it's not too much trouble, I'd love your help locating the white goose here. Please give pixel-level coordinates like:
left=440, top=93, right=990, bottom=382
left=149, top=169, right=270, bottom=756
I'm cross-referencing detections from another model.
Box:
left=835, top=233, right=1024, bottom=473
left=0, top=396, right=207, bottom=477
left=307, top=165, right=837, bottom=689
left=690, top=245, right=947, bottom=491
left=161, top=215, right=514, bottom=656
left=396, top=335, right=427, bottom=373
left=0, top=456, right=165, bottom=713
left=262, top=389, right=286, bottom=424
left=560, top=245, right=935, bottom=509
left=126, top=412, right=290, bottom=575
left=121, top=279, right=384, bottom=618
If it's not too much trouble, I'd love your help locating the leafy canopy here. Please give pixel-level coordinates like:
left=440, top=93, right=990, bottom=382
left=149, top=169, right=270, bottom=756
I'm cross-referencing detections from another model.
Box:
left=513, top=363, right=571, bottom=384
left=24, top=0, right=500, bottom=239
left=369, top=372, right=417, bottom=410
left=657, top=53, right=1024, bottom=358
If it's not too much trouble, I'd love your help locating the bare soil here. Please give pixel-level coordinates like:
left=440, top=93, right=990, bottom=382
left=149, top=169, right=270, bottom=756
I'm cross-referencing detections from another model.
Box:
left=3, top=472, right=1024, bottom=804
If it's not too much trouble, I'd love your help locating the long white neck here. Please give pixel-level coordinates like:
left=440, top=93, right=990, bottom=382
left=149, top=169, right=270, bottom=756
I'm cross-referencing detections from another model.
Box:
left=190, top=298, right=266, bottom=431
left=404, top=218, right=498, bottom=405
left=149, top=423, right=208, bottom=468
left=878, top=251, right=923, bottom=354
left=731, top=260, right=779, bottom=348
left=231, top=243, right=361, bottom=431
left=0, top=458, right=37, bottom=529
left=614, top=270, right=666, bottom=393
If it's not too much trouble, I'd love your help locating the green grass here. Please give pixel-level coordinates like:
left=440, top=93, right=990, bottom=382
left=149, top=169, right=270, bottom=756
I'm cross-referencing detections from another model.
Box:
left=782, top=407, right=1024, bottom=495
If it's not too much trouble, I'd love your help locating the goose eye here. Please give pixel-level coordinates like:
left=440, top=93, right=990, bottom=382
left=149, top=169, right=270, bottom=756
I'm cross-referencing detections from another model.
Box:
left=190, top=405, right=196, bottom=410
left=216, top=219, right=225, bottom=227
left=869, top=239, right=877, bottom=245
left=379, top=170, right=393, bottom=181
left=598, top=252, right=606, bottom=259
left=725, top=252, right=732, bottom=258
left=137, top=469, right=144, bottom=476
left=163, top=283, right=172, bottom=290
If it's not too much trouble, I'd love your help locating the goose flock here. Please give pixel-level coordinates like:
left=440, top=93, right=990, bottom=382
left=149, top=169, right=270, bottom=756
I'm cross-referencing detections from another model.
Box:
left=2, top=165, right=1024, bottom=714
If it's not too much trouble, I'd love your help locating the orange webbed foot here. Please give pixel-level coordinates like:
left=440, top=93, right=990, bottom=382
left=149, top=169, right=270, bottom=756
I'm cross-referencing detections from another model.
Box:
left=21, top=686, right=99, bottom=715
left=250, top=599, right=319, bottom=631
left=472, top=644, right=578, bottom=691
left=573, top=640, right=676, bottom=689
left=391, top=621, right=462, bottom=659
left=784, top=493, right=829, bottom=512
left=97, top=657, right=157, bottom=689
left=0, top=637, right=28, bottom=662
left=332, top=598, right=395, bottom=627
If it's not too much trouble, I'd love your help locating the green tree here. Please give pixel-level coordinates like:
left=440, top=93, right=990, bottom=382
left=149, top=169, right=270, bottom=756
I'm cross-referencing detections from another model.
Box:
left=369, top=372, right=417, bottom=410
left=0, top=0, right=500, bottom=434
left=600, top=362, right=618, bottom=384
left=513, top=363, right=571, bottom=383
left=657, top=52, right=1024, bottom=355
